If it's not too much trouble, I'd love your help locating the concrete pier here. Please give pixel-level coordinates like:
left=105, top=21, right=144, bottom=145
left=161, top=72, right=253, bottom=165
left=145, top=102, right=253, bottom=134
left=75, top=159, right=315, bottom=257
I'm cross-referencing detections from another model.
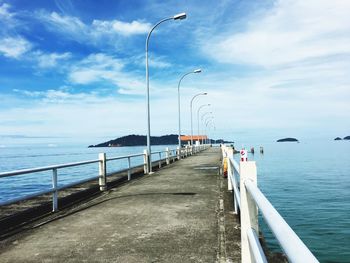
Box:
left=0, top=148, right=241, bottom=262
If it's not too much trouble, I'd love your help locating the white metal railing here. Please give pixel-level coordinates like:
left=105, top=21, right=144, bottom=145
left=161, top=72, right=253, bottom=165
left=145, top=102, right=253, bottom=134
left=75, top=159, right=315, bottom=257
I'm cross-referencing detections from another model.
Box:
left=0, top=144, right=209, bottom=212
left=221, top=145, right=319, bottom=263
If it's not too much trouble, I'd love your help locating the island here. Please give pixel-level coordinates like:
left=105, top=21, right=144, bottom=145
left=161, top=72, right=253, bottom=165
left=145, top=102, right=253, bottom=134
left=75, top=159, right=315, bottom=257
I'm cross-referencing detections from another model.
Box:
left=334, top=137, right=342, bottom=141
left=344, top=136, right=350, bottom=140
left=276, top=138, right=299, bottom=142
left=89, top=134, right=233, bottom=147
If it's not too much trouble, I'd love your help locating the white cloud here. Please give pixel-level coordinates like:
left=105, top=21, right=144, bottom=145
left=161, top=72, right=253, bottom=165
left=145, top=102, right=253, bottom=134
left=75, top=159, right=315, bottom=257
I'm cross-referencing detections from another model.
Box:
left=37, top=11, right=151, bottom=44
left=92, top=19, right=151, bottom=36
left=0, top=3, right=12, bottom=19
left=0, top=36, right=32, bottom=58
left=34, top=51, right=72, bottom=68
left=0, top=90, right=149, bottom=138
left=205, top=0, right=350, bottom=67
left=68, top=53, right=145, bottom=95
left=0, top=2, right=22, bottom=34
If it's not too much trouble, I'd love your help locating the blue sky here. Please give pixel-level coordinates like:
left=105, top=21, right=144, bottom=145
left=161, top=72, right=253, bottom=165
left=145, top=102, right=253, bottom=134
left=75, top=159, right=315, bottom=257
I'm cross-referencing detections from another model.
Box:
left=0, top=0, right=349, bottom=145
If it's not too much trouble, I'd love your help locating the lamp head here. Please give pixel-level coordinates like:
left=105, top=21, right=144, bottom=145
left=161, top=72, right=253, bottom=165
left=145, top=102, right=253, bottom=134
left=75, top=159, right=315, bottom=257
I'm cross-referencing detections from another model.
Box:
left=173, top=13, right=187, bottom=20
left=194, top=69, right=202, bottom=73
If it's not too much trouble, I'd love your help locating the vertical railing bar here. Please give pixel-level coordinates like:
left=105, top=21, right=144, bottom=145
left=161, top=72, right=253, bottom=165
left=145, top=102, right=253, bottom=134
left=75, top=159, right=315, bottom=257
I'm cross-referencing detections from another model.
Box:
left=52, top=168, right=58, bottom=212
left=127, top=157, right=131, bottom=181
left=247, top=228, right=268, bottom=263
left=158, top=152, right=162, bottom=168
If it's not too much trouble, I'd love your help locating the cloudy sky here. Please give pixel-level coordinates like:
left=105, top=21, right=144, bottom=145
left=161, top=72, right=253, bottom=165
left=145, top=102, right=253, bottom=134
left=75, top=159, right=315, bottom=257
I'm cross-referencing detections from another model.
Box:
left=0, top=0, right=349, bottom=145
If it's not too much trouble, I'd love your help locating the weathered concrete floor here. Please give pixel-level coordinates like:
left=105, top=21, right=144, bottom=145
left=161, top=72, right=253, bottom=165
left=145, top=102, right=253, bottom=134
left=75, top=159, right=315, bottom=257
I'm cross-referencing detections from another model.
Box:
left=0, top=148, right=240, bottom=263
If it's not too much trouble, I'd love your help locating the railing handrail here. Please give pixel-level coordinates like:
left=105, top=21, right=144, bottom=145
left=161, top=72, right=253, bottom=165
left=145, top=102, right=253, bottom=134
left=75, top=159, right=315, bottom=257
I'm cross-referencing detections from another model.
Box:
left=244, top=179, right=319, bottom=263
left=221, top=144, right=319, bottom=263
left=106, top=153, right=145, bottom=161
left=0, top=159, right=100, bottom=178
left=0, top=144, right=208, bottom=212
left=0, top=148, right=179, bottom=178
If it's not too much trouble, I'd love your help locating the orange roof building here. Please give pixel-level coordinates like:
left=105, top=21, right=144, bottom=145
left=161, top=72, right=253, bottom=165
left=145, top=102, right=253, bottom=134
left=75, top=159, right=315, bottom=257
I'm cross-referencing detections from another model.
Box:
left=180, top=135, right=207, bottom=141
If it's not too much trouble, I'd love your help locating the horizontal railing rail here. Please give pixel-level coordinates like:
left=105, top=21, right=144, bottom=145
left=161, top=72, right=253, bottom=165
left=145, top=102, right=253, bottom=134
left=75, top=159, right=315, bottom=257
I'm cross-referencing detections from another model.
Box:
left=245, top=180, right=319, bottom=263
left=221, top=145, right=319, bottom=263
left=0, top=144, right=209, bottom=212
left=0, top=159, right=100, bottom=178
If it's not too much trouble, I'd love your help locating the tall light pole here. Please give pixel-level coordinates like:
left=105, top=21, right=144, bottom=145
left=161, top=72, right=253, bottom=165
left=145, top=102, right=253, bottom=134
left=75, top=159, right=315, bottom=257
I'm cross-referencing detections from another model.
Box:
left=205, top=117, right=214, bottom=144
left=146, top=13, right=186, bottom=173
left=201, top=111, right=212, bottom=144
left=177, top=69, right=201, bottom=150
left=207, top=122, right=215, bottom=144
left=190, top=92, right=207, bottom=146
left=197, top=103, right=210, bottom=144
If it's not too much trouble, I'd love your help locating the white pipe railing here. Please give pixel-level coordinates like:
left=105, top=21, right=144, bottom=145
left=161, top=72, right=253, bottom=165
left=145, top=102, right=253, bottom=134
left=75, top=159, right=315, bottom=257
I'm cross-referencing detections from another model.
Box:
left=0, top=144, right=210, bottom=212
left=221, top=145, right=319, bottom=263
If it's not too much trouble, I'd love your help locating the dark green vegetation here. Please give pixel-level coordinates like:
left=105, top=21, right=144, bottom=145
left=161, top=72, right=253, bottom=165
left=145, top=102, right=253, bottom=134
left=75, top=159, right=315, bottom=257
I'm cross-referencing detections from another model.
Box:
left=89, top=134, right=233, bottom=147
left=89, top=134, right=178, bottom=147
left=276, top=138, right=299, bottom=142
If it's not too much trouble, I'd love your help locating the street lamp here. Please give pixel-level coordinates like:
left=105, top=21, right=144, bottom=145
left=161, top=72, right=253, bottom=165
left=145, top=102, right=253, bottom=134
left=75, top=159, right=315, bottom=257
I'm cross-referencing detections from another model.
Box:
left=197, top=103, right=210, bottom=144
left=177, top=69, right=202, bottom=151
left=204, top=117, right=214, bottom=144
left=145, top=13, right=187, bottom=173
left=207, top=122, right=215, bottom=144
left=201, top=111, right=212, bottom=121
left=190, top=92, right=207, bottom=146
left=201, top=111, right=212, bottom=144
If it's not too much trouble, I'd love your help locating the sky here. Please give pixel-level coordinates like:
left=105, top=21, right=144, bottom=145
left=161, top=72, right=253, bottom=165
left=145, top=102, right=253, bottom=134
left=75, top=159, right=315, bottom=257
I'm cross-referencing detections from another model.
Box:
left=0, top=0, right=349, bottom=146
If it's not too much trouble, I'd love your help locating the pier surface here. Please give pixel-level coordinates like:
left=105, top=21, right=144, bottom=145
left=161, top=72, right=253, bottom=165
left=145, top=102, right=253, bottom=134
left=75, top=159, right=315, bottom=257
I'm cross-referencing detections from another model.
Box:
left=0, top=148, right=240, bottom=262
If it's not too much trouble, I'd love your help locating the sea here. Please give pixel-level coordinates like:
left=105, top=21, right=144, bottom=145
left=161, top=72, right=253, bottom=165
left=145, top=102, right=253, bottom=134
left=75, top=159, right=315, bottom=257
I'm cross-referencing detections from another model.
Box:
left=0, top=141, right=349, bottom=263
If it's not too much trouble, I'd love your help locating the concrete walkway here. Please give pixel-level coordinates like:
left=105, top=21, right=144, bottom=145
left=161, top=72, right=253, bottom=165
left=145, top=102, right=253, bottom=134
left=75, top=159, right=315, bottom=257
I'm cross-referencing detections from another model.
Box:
left=0, top=148, right=240, bottom=263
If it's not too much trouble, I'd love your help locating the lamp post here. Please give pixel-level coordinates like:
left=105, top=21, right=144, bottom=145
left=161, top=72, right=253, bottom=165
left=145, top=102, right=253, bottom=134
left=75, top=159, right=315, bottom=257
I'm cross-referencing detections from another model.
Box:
left=201, top=111, right=212, bottom=144
left=205, top=117, right=214, bottom=144
left=190, top=92, right=207, bottom=146
left=177, top=69, right=201, bottom=151
left=197, top=104, right=210, bottom=144
left=145, top=13, right=186, bottom=173
left=207, top=122, right=215, bottom=144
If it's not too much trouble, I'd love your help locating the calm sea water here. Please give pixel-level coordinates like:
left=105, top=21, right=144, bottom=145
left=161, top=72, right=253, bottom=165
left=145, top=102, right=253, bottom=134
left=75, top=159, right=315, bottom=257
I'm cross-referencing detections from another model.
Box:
left=246, top=141, right=350, bottom=263
left=0, top=141, right=349, bottom=262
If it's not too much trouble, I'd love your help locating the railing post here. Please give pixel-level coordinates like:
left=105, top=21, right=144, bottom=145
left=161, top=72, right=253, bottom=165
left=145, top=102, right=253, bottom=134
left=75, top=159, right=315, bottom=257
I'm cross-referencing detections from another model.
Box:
left=240, top=161, right=258, bottom=263
left=143, top=149, right=149, bottom=174
left=127, top=157, right=131, bottom=181
left=176, top=147, right=180, bottom=160
left=52, top=168, right=58, bottom=212
left=165, top=147, right=170, bottom=165
left=158, top=152, right=162, bottom=168
left=227, top=159, right=233, bottom=191
left=98, top=153, right=107, bottom=191
left=227, top=147, right=234, bottom=191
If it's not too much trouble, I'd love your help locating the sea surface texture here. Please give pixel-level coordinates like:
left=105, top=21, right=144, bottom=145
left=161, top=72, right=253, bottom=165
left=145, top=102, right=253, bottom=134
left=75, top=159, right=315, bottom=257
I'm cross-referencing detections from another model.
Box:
left=0, top=142, right=349, bottom=262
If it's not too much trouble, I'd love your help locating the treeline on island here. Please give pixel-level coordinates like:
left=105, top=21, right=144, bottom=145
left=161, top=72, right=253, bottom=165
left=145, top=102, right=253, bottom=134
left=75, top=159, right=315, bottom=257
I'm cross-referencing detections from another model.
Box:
left=89, top=134, right=177, bottom=147
left=89, top=134, right=232, bottom=148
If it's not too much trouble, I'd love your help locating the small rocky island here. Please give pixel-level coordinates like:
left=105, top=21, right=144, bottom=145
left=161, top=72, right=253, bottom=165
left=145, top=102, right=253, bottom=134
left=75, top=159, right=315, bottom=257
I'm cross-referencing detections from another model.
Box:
left=89, top=134, right=232, bottom=147
left=277, top=138, right=299, bottom=142
left=334, top=136, right=349, bottom=141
